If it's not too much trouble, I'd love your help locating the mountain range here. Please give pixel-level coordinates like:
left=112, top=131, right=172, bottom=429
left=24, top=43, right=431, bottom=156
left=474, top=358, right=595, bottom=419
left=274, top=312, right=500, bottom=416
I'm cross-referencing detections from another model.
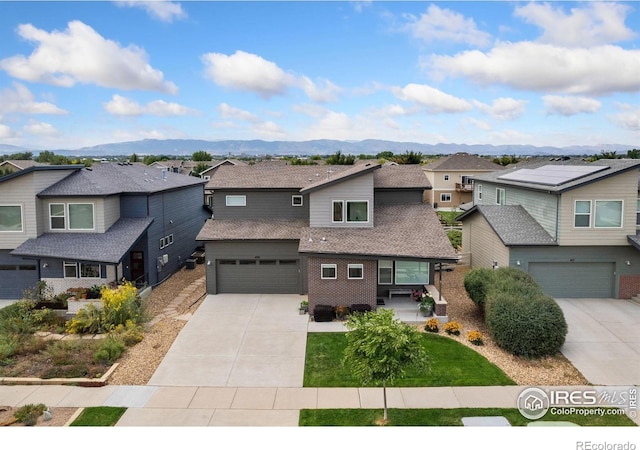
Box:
left=0, top=139, right=635, bottom=158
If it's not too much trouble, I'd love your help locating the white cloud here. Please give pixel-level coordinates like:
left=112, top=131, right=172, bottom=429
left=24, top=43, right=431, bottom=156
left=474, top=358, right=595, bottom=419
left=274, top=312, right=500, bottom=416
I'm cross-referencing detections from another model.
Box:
left=611, top=104, right=640, bottom=131
left=202, top=51, right=296, bottom=99
left=0, top=83, right=67, bottom=115
left=392, top=83, right=472, bottom=113
left=515, top=2, right=635, bottom=47
left=0, top=124, right=19, bottom=139
left=473, top=97, right=527, bottom=120
left=202, top=50, right=341, bottom=102
left=218, top=103, right=260, bottom=123
left=299, top=76, right=341, bottom=103
left=217, top=102, right=285, bottom=138
left=24, top=119, right=59, bottom=136
left=104, top=94, right=196, bottom=116
left=543, top=95, right=601, bottom=116
left=292, top=103, right=328, bottom=119
left=428, top=41, right=640, bottom=96
left=402, top=4, right=491, bottom=47
left=0, top=21, right=177, bottom=93
left=306, top=111, right=355, bottom=140
left=115, top=1, right=187, bottom=23
left=465, top=117, right=492, bottom=131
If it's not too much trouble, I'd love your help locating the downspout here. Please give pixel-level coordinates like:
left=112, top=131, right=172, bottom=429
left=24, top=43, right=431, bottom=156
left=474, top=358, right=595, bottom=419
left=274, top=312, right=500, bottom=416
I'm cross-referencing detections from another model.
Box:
left=555, top=193, right=560, bottom=241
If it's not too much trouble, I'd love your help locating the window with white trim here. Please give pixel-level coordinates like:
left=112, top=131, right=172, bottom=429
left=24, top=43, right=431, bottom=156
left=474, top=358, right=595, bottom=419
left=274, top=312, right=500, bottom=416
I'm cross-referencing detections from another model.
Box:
left=595, top=200, right=623, bottom=228
left=496, top=188, right=505, bottom=206
left=50, top=204, right=65, bottom=229
left=636, top=199, right=640, bottom=226
left=378, top=260, right=393, bottom=285
left=332, top=201, right=344, bottom=222
left=477, top=184, right=483, bottom=201
left=292, top=195, right=303, bottom=206
left=574, top=200, right=591, bottom=228
left=395, top=261, right=429, bottom=285
left=440, top=193, right=451, bottom=202
left=63, top=262, right=101, bottom=279
left=348, top=264, right=363, bottom=279
left=226, top=195, right=246, bottom=206
left=68, top=203, right=94, bottom=230
left=443, top=174, right=449, bottom=181
left=321, top=264, right=337, bottom=279
left=0, top=205, right=23, bottom=232
left=346, top=201, right=368, bottom=222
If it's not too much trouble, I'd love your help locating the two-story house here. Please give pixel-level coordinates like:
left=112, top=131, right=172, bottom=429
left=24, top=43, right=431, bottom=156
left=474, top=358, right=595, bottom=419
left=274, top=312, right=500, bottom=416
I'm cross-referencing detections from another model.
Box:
left=196, top=163, right=457, bottom=312
left=0, top=162, right=209, bottom=299
left=422, top=152, right=502, bottom=210
left=457, top=159, right=640, bottom=298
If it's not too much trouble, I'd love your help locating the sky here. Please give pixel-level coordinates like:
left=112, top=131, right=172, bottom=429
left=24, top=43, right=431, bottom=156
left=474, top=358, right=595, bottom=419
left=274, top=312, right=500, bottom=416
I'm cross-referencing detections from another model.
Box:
left=0, top=0, right=639, bottom=151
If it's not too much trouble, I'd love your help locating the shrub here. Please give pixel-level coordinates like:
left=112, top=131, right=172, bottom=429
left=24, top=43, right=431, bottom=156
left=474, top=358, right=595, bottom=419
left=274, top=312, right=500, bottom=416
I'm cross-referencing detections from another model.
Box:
left=443, top=321, right=462, bottom=336
left=467, top=330, right=484, bottom=346
left=93, top=335, right=126, bottom=364
left=447, top=229, right=462, bottom=249
left=484, top=290, right=567, bottom=358
left=424, top=318, right=439, bottom=333
left=14, top=403, right=46, bottom=426
left=0, top=300, right=38, bottom=335
left=42, top=339, right=86, bottom=365
left=463, top=268, right=495, bottom=308
left=66, top=303, right=102, bottom=334
left=111, top=320, right=143, bottom=346
left=0, top=334, right=18, bottom=363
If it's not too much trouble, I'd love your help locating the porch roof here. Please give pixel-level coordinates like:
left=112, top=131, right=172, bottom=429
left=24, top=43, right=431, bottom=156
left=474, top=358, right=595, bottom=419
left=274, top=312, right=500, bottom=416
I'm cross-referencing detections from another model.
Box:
left=298, top=203, right=458, bottom=260
left=10, top=217, right=154, bottom=264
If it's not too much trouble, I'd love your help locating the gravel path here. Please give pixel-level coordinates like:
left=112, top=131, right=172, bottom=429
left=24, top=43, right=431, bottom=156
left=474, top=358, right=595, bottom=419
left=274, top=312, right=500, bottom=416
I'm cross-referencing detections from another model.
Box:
left=107, top=263, right=589, bottom=387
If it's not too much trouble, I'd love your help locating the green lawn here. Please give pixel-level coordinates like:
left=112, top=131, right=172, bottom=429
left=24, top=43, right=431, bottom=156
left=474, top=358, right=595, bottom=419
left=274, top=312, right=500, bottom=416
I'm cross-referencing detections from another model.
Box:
left=69, top=406, right=127, bottom=426
left=299, top=408, right=637, bottom=427
left=303, top=332, right=515, bottom=387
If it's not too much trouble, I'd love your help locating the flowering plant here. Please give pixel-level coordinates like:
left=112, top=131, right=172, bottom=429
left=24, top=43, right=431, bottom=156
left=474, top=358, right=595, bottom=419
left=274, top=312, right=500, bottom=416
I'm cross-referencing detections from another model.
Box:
left=443, top=321, right=462, bottom=336
left=467, top=330, right=484, bottom=345
left=424, top=318, right=439, bottom=333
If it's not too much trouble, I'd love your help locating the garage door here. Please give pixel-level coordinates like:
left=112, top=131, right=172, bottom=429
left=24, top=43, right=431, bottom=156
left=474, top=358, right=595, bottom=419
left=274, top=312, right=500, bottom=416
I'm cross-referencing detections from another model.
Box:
left=0, top=264, right=38, bottom=299
left=217, top=259, right=299, bottom=293
left=528, top=262, right=615, bottom=298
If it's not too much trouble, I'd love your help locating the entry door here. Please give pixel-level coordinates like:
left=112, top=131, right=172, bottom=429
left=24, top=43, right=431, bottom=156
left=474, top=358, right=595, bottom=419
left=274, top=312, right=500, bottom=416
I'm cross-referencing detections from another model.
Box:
left=130, top=251, right=145, bottom=284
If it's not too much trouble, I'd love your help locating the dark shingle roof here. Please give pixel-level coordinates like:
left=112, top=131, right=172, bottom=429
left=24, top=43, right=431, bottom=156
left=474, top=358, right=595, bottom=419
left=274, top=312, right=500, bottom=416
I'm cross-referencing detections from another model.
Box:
left=206, top=164, right=431, bottom=190
left=10, top=217, right=154, bottom=263
left=38, top=162, right=206, bottom=197
left=298, top=203, right=457, bottom=260
left=473, top=159, right=640, bottom=193
left=423, top=153, right=501, bottom=171
left=300, top=163, right=380, bottom=193
left=196, top=219, right=308, bottom=240
left=457, top=205, right=557, bottom=246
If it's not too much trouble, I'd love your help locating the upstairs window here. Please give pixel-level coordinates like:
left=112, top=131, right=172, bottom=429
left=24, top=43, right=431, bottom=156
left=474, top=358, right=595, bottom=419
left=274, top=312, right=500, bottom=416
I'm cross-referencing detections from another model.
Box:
left=321, top=264, right=337, bottom=279
left=332, top=201, right=344, bottom=223
left=346, top=201, right=368, bottom=222
left=440, top=193, right=451, bottom=203
left=636, top=199, right=640, bottom=226
left=50, top=204, right=65, bottom=229
left=0, top=205, right=23, bottom=232
left=68, top=203, right=94, bottom=230
left=443, top=174, right=449, bottom=181
left=496, top=188, right=505, bottom=206
left=292, top=195, right=303, bottom=206
left=226, top=195, right=246, bottom=207
left=574, top=200, right=591, bottom=228
left=595, top=200, right=623, bottom=228
left=477, top=184, right=483, bottom=201
left=348, top=264, right=364, bottom=279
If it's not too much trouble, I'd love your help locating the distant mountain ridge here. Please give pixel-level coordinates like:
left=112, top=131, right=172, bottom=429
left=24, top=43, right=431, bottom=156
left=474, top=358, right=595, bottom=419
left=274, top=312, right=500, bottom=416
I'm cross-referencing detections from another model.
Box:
left=1, top=139, right=634, bottom=158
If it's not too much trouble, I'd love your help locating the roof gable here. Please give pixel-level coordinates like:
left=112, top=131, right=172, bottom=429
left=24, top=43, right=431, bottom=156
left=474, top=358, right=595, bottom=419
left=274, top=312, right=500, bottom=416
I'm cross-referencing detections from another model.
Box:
left=423, top=152, right=501, bottom=171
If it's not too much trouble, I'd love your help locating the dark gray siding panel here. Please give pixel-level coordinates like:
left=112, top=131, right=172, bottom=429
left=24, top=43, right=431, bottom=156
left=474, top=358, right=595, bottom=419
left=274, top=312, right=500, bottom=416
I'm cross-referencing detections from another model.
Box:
left=375, top=190, right=424, bottom=205
left=212, top=191, right=309, bottom=220
left=120, top=196, right=148, bottom=218
left=204, top=240, right=304, bottom=294
left=0, top=250, right=38, bottom=299
left=147, top=185, right=208, bottom=286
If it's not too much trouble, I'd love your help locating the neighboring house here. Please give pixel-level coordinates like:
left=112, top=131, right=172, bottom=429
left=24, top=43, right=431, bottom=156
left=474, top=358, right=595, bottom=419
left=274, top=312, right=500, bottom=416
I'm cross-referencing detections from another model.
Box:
left=0, top=162, right=209, bottom=299
left=0, top=160, right=47, bottom=174
left=422, top=153, right=501, bottom=210
left=457, top=159, right=640, bottom=299
left=196, top=163, right=457, bottom=311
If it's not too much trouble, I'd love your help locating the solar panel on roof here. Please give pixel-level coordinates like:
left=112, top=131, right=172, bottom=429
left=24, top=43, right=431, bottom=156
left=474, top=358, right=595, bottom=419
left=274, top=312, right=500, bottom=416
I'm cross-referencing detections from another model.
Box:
left=497, top=165, right=608, bottom=186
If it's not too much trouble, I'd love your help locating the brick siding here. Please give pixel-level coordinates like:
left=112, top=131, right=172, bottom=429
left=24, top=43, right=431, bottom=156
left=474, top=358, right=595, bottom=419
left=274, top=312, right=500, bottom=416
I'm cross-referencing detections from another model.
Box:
left=619, top=274, right=640, bottom=299
left=307, top=256, right=377, bottom=313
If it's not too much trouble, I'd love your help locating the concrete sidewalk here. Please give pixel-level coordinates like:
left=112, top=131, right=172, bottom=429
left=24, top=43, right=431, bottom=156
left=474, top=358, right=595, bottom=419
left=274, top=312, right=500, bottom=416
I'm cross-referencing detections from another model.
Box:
left=0, top=384, right=527, bottom=426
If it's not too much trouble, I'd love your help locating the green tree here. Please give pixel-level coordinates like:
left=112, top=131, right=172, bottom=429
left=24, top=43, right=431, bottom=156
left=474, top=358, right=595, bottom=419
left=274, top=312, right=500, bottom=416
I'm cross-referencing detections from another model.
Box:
left=342, top=309, right=428, bottom=423
left=325, top=150, right=355, bottom=165
left=192, top=162, right=210, bottom=177
left=192, top=151, right=213, bottom=161
left=1, top=151, right=33, bottom=161
left=394, top=150, right=423, bottom=164
left=35, top=150, right=70, bottom=165
left=626, top=149, right=640, bottom=159
left=130, top=153, right=139, bottom=163
left=376, top=151, right=394, bottom=160
left=492, top=154, right=520, bottom=166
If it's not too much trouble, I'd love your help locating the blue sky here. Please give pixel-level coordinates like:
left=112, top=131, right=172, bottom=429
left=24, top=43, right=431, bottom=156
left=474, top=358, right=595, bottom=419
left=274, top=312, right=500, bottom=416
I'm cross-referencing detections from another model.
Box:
left=0, top=1, right=639, bottom=150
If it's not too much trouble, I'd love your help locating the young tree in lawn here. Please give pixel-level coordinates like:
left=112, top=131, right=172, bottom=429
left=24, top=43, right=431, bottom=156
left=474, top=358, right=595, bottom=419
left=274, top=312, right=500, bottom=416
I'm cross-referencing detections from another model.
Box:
left=342, top=309, right=428, bottom=423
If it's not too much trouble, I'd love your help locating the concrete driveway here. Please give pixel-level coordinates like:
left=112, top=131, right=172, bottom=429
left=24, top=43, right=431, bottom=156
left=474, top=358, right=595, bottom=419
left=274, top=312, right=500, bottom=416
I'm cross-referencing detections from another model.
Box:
left=555, top=298, right=640, bottom=386
left=147, top=294, right=309, bottom=387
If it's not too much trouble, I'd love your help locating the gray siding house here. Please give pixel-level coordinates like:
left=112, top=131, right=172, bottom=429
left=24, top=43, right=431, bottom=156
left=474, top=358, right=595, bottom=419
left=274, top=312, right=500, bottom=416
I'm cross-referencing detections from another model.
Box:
left=458, top=159, right=640, bottom=298
left=196, top=163, right=457, bottom=311
left=0, top=162, right=209, bottom=298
